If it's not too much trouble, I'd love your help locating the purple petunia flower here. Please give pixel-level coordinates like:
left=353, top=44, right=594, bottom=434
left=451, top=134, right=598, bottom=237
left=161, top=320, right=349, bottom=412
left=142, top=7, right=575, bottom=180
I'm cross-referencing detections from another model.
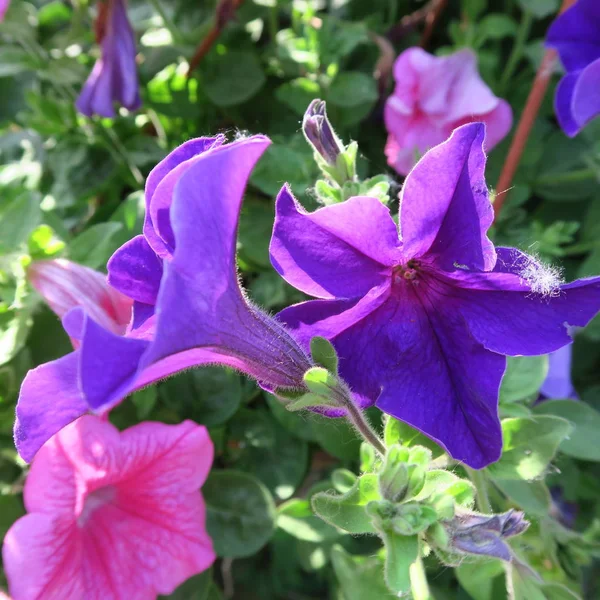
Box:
left=540, top=344, right=577, bottom=399
left=270, top=123, right=600, bottom=469
left=14, top=135, right=312, bottom=463
left=546, top=0, right=600, bottom=137
left=76, top=0, right=141, bottom=118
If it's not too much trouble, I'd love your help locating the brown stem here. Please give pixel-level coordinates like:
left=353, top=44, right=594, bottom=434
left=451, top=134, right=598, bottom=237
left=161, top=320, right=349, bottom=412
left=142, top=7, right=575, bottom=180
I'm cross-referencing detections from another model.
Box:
left=386, top=0, right=442, bottom=41
left=186, top=0, right=244, bottom=77
left=420, top=0, right=448, bottom=48
left=494, top=0, right=577, bottom=218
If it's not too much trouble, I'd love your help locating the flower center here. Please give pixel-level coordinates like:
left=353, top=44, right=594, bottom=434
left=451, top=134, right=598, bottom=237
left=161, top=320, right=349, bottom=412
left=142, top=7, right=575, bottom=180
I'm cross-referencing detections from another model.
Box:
left=392, top=259, right=421, bottom=284
left=78, top=485, right=116, bottom=527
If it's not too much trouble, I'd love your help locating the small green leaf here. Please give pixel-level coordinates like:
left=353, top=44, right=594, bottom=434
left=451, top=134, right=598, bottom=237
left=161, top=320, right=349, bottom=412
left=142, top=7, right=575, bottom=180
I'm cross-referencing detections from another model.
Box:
left=203, top=51, right=266, bottom=107
left=277, top=498, right=339, bottom=542
left=493, top=478, right=550, bottom=516
left=312, top=474, right=380, bottom=534
left=303, top=366, right=338, bottom=396
left=327, top=72, right=377, bottom=109
left=310, top=336, right=339, bottom=373
left=330, top=545, right=396, bottom=600
left=489, top=416, right=573, bottom=480
left=533, top=399, right=600, bottom=461
left=0, top=191, right=41, bottom=252
left=381, top=531, right=419, bottom=595
left=68, top=222, right=123, bottom=269
left=203, top=470, right=276, bottom=558
left=384, top=416, right=444, bottom=457
left=159, top=569, right=213, bottom=599
left=456, top=560, right=505, bottom=600
left=516, top=0, right=559, bottom=19
left=500, top=356, right=548, bottom=403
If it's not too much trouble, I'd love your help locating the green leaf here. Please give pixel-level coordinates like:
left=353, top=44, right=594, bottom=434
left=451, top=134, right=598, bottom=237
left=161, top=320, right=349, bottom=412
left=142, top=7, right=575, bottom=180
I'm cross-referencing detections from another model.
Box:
left=488, top=416, right=573, bottom=480
left=310, top=336, right=339, bottom=373
left=68, top=223, right=123, bottom=269
left=203, top=51, right=266, bottom=107
left=160, top=367, right=242, bottom=427
left=309, top=413, right=361, bottom=460
left=0, top=191, right=41, bottom=252
left=303, top=366, right=339, bottom=397
left=266, top=394, right=317, bottom=442
left=275, top=78, right=321, bottom=115
left=0, top=46, right=40, bottom=77
left=330, top=545, right=396, bottom=600
left=327, top=72, right=377, bottom=109
left=0, top=494, right=25, bottom=540
left=312, top=474, right=380, bottom=534
left=237, top=197, right=274, bottom=269
left=226, top=409, right=308, bottom=501
left=493, top=478, right=551, bottom=516
left=203, top=470, right=276, bottom=558
left=0, top=308, right=34, bottom=367
left=533, top=399, right=600, bottom=461
left=456, top=560, right=505, bottom=600
left=159, top=569, right=213, bottom=599
left=383, top=416, right=444, bottom=457
left=277, top=498, right=339, bottom=542
left=516, top=0, right=559, bottom=19
left=476, top=14, right=517, bottom=42
left=500, top=356, right=548, bottom=403
left=380, top=531, right=419, bottom=595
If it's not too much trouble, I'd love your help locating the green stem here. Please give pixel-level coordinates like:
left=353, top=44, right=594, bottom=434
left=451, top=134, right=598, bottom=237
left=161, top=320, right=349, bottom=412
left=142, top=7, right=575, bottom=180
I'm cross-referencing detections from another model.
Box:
left=467, top=467, right=493, bottom=513
left=148, top=0, right=184, bottom=44
left=535, top=167, right=598, bottom=186
left=338, top=389, right=386, bottom=456
left=268, top=1, right=278, bottom=43
left=409, top=554, right=432, bottom=600
left=500, top=10, right=533, bottom=92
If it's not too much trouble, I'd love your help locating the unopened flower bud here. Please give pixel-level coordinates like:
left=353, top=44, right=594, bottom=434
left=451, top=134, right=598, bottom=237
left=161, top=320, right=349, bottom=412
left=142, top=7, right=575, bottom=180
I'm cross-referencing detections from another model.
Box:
left=378, top=445, right=409, bottom=502
left=28, top=259, right=133, bottom=339
left=303, top=99, right=344, bottom=167
left=437, top=509, right=529, bottom=562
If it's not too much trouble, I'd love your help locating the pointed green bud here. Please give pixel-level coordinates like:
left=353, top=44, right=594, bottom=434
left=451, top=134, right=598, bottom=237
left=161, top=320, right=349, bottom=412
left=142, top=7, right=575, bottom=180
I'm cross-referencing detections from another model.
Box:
left=426, top=522, right=450, bottom=550
left=360, top=442, right=378, bottom=473
left=406, top=463, right=426, bottom=500
left=391, top=503, right=438, bottom=536
left=378, top=445, right=410, bottom=502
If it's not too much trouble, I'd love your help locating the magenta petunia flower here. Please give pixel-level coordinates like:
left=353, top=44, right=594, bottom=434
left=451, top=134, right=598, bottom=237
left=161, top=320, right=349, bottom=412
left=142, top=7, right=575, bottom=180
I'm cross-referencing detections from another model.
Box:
left=0, top=0, right=10, bottom=21
left=76, top=0, right=141, bottom=118
left=14, top=135, right=312, bottom=463
left=270, top=123, right=600, bottom=469
left=546, top=0, right=600, bottom=137
left=384, top=48, right=512, bottom=176
left=28, top=259, right=133, bottom=339
left=3, top=415, right=215, bottom=600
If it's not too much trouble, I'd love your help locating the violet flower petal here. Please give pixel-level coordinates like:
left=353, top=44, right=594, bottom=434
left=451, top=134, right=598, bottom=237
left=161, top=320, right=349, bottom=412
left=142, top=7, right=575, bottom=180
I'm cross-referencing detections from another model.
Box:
left=572, top=58, right=600, bottom=131
left=107, top=235, right=163, bottom=305
left=270, top=187, right=400, bottom=298
left=400, top=123, right=496, bottom=272
left=554, top=71, right=582, bottom=137
left=76, top=0, right=140, bottom=118
left=14, top=353, right=88, bottom=463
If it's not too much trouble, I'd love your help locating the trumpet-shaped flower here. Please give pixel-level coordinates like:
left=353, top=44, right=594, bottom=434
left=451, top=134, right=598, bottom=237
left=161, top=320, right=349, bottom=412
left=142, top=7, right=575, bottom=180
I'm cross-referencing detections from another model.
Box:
left=384, top=48, right=512, bottom=175
left=28, top=259, right=132, bottom=338
left=3, top=416, right=215, bottom=600
left=15, top=135, right=312, bottom=463
left=546, top=0, right=600, bottom=137
left=270, top=123, right=600, bottom=468
left=76, top=0, right=141, bottom=118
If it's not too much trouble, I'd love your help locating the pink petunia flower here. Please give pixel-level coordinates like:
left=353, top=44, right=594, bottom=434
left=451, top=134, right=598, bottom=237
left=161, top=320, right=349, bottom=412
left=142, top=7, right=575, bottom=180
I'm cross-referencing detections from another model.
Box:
left=384, top=47, right=512, bottom=175
left=2, top=416, right=215, bottom=600
left=28, top=259, right=133, bottom=339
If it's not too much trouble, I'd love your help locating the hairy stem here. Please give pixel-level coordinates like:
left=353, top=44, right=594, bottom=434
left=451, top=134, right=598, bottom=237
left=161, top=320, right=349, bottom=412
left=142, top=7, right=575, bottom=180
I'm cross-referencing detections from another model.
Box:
left=338, top=391, right=386, bottom=456
left=467, top=467, right=493, bottom=513
left=410, top=553, right=433, bottom=600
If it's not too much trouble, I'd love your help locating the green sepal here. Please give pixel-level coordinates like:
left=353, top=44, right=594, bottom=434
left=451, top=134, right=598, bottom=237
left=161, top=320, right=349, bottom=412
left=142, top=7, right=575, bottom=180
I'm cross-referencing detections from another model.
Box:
left=310, top=336, right=339, bottom=373
left=312, top=474, right=380, bottom=534
left=285, top=392, right=339, bottom=412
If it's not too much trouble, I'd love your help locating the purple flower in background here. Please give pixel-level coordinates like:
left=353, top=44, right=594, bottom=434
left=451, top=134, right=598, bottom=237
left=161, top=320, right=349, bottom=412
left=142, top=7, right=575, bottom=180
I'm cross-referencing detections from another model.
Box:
left=546, top=0, right=600, bottom=137
left=15, top=135, right=312, bottom=462
left=271, top=123, right=600, bottom=469
left=540, top=344, right=577, bottom=399
left=76, top=0, right=140, bottom=118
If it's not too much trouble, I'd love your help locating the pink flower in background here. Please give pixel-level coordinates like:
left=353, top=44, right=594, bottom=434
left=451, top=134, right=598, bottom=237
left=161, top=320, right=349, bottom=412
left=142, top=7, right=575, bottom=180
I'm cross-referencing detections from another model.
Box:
left=28, top=259, right=133, bottom=338
left=2, top=416, right=215, bottom=600
left=384, top=48, right=512, bottom=175
left=0, top=0, right=10, bottom=21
